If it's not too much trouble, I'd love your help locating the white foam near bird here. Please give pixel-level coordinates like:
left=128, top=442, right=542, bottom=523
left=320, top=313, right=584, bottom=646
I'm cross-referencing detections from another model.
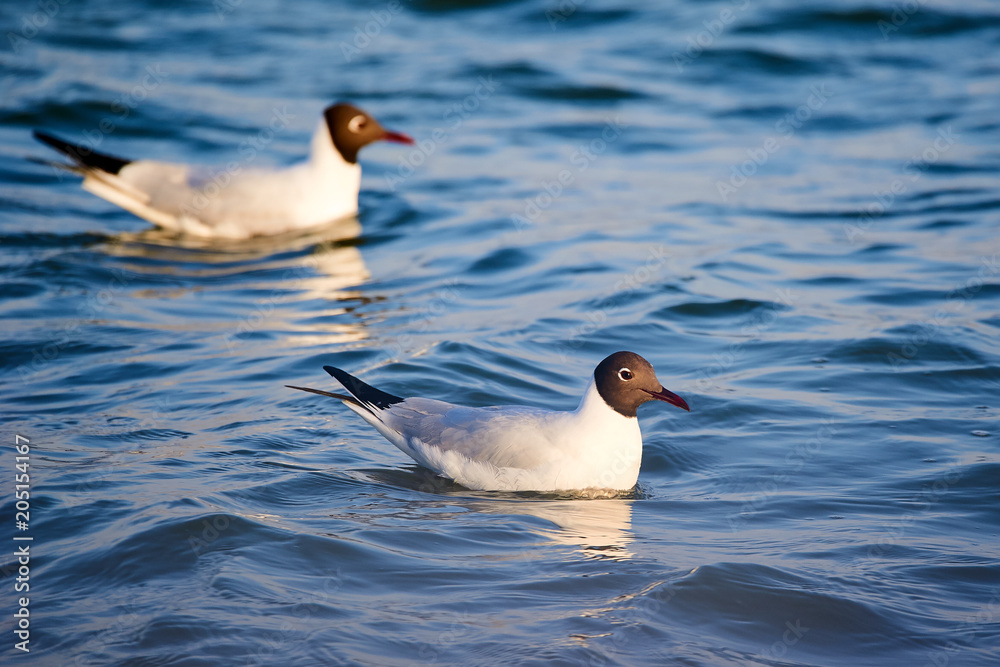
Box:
left=288, top=351, right=690, bottom=493
left=31, top=103, right=413, bottom=239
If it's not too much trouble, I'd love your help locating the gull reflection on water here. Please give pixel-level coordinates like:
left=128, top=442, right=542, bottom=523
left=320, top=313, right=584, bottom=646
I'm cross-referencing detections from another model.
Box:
left=106, top=216, right=368, bottom=289
left=519, top=498, right=635, bottom=561
left=98, top=217, right=371, bottom=347
left=366, top=467, right=638, bottom=561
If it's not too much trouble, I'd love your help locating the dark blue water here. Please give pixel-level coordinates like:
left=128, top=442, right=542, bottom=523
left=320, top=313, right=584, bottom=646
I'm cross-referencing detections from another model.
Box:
left=2, top=0, right=999, bottom=664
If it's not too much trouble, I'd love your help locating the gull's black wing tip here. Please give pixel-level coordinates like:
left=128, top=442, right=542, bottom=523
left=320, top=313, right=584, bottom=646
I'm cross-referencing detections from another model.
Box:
left=322, top=366, right=404, bottom=409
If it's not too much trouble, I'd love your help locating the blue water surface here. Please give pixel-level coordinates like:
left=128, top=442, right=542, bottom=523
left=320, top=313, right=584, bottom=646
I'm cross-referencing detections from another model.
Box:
left=2, top=0, right=999, bottom=665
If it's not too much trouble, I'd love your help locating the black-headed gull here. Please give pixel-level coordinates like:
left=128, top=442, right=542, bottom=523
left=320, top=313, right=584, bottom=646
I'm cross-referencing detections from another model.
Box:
left=32, top=103, right=413, bottom=239
left=288, top=351, right=690, bottom=492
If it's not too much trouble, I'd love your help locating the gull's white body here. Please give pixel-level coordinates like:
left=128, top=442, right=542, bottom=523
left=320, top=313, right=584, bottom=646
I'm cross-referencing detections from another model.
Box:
left=81, top=121, right=359, bottom=239
left=292, top=351, right=690, bottom=493
left=345, top=382, right=643, bottom=492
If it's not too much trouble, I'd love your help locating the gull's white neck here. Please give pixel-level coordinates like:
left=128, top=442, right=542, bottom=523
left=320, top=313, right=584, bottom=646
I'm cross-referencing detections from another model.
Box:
left=301, top=120, right=361, bottom=223
left=563, top=380, right=644, bottom=490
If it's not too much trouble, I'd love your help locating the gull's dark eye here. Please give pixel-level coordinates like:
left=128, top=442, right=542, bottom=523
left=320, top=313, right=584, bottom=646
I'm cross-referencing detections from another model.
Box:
left=348, top=115, right=367, bottom=133
left=618, top=368, right=633, bottom=381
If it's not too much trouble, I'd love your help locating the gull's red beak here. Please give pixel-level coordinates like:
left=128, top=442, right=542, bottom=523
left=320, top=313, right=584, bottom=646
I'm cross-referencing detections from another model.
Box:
left=381, top=130, right=414, bottom=145
left=645, top=387, right=690, bottom=412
